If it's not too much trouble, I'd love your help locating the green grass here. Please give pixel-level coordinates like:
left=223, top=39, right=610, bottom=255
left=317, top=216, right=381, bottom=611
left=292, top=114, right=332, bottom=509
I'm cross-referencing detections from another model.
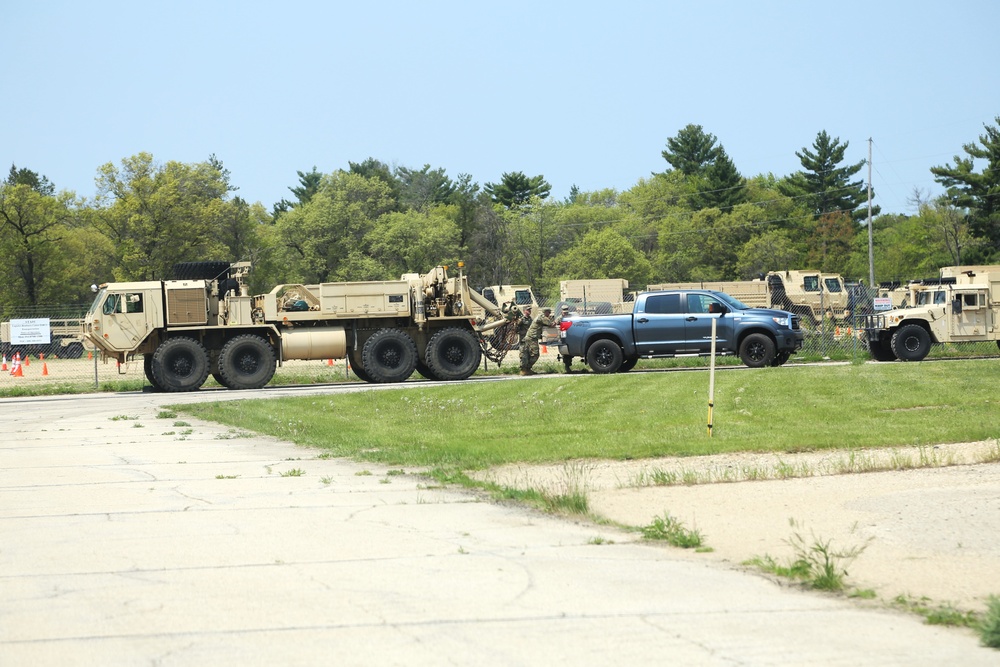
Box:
left=175, top=360, right=1000, bottom=470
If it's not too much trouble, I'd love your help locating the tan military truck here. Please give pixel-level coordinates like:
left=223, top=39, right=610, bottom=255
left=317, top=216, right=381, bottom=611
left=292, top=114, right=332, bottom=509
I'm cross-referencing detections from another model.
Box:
left=863, top=266, right=1000, bottom=361
left=83, top=260, right=519, bottom=391
left=647, top=270, right=850, bottom=324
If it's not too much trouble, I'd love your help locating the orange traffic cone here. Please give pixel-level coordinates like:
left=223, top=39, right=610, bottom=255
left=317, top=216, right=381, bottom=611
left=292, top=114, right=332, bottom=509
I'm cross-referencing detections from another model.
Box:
left=88, top=350, right=93, bottom=360
left=1, top=355, right=6, bottom=371
left=42, top=361, right=49, bottom=376
left=327, top=358, right=334, bottom=366
left=10, top=352, right=23, bottom=377
left=24, top=355, right=30, bottom=366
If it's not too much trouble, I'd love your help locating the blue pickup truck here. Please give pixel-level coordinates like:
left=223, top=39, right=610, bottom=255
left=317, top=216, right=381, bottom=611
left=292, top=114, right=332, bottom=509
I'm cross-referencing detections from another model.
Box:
left=558, top=289, right=804, bottom=372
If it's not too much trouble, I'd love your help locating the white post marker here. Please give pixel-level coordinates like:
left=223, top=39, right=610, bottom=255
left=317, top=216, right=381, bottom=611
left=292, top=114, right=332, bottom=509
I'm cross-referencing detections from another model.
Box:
left=707, top=317, right=716, bottom=437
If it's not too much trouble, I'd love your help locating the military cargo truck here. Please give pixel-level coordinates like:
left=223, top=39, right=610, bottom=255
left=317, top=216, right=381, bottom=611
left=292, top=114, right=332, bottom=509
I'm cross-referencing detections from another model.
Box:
left=647, top=270, right=850, bottom=324
left=559, top=279, right=634, bottom=314
left=83, top=261, right=519, bottom=391
left=862, top=266, right=1000, bottom=361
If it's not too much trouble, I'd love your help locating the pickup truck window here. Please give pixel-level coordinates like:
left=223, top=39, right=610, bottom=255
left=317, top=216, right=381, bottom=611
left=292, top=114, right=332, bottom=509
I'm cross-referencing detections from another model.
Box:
left=686, top=293, right=720, bottom=314
left=642, top=294, right=681, bottom=314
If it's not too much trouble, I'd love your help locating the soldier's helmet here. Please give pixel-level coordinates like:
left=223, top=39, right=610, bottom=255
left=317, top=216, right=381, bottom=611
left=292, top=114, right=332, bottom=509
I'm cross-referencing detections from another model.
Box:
left=543, top=308, right=552, bottom=315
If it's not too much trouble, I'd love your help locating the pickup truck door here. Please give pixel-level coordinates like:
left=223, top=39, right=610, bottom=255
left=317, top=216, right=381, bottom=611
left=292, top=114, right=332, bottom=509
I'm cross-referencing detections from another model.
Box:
left=682, top=293, right=734, bottom=352
left=631, top=293, right=688, bottom=354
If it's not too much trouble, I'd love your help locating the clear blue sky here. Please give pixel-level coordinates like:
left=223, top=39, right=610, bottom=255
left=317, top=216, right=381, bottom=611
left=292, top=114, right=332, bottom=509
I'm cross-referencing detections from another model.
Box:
left=4, top=1, right=998, bottom=215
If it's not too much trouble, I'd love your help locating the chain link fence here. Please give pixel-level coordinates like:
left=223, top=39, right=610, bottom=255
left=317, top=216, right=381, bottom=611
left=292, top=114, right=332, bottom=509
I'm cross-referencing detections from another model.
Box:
left=2, top=296, right=997, bottom=395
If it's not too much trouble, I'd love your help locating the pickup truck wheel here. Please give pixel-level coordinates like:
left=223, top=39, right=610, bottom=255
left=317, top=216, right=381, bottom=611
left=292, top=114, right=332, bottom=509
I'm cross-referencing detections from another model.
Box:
left=362, top=328, right=418, bottom=383
left=618, top=356, right=638, bottom=372
left=426, top=327, right=482, bottom=381
left=739, top=333, right=775, bottom=368
left=586, top=339, right=623, bottom=373
left=151, top=337, right=210, bottom=392
left=218, top=334, right=276, bottom=390
left=890, top=324, right=931, bottom=361
left=143, top=354, right=165, bottom=391
left=769, top=350, right=791, bottom=367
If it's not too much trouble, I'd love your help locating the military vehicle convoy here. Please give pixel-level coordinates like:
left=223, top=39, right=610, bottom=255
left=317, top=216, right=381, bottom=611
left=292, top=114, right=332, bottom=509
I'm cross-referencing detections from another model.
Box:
left=559, top=279, right=634, bottom=314
left=82, top=261, right=521, bottom=391
left=863, top=266, right=1000, bottom=361
left=647, top=270, right=849, bottom=324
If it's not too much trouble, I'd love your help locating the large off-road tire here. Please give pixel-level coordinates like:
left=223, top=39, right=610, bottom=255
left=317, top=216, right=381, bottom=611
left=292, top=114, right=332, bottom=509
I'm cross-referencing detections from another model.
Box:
left=172, top=261, right=230, bottom=281
left=425, top=327, right=482, bottom=381
left=586, top=339, right=623, bottom=373
left=151, top=337, right=210, bottom=392
left=218, top=334, right=276, bottom=390
left=618, top=356, right=638, bottom=372
left=414, top=359, right=441, bottom=380
left=349, top=350, right=375, bottom=383
left=143, top=354, right=165, bottom=391
left=362, top=329, right=418, bottom=383
left=891, top=324, right=931, bottom=362
left=769, top=350, right=791, bottom=367
left=739, top=333, right=776, bottom=368
left=867, top=338, right=896, bottom=362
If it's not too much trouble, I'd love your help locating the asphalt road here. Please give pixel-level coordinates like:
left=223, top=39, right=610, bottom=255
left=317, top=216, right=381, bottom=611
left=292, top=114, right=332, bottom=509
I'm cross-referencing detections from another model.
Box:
left=1, top=383, right=996, bottom=666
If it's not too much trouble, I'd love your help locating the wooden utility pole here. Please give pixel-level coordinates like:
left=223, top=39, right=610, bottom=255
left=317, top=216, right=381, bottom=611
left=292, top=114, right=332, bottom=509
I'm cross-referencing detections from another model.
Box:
left=867, top=138, right=875, bottom=287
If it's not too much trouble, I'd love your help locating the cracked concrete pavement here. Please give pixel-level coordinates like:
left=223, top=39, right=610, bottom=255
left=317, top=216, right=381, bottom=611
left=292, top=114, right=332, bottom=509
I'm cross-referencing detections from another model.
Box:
left=1, top=385, right=996, bottom=666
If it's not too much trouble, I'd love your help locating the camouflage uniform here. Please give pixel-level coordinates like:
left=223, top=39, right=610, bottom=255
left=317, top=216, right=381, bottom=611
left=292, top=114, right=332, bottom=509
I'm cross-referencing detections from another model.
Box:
left=520, top=309, right=554, bottom=374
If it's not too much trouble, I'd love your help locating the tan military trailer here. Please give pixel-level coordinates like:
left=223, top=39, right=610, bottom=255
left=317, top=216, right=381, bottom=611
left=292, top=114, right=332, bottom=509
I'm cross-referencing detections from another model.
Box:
left=82, top=261, right=519, bottom=391
left=863, top=266, right=1000, bottom=361
left=559, top=278, right=635, bottom=314
left=647, top=270, right=850, bottom=324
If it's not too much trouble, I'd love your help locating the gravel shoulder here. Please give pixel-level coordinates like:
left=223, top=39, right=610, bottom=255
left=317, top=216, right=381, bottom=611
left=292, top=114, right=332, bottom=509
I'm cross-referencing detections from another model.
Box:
left=477, top=441, right=1000, bottom=613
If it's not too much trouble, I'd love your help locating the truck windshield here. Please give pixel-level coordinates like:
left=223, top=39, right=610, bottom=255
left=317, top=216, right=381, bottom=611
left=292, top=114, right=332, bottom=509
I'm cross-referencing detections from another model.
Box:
left=824, top=277, right=843, bottom=293
left=88, top=288, right=107, bottom=315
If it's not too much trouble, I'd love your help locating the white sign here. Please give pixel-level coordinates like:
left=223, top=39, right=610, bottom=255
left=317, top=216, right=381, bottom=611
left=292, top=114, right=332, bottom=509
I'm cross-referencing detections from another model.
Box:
left=873, top=297, right=893, bottom=311
left=9, top=318, right=52, bottom=344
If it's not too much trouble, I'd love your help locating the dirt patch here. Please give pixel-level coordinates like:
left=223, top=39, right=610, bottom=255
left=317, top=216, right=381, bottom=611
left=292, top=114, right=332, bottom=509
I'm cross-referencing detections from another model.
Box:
left=476, top=441, right=1000, bottom=612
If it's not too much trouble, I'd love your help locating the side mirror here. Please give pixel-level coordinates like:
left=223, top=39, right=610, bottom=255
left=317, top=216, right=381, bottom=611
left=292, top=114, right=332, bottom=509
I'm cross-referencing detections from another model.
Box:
left=707, top=302, right=728, bottom=315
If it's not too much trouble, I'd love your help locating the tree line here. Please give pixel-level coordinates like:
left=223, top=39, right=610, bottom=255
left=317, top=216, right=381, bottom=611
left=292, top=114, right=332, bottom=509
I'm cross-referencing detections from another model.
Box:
left=2, top=118, right=999, bottom=317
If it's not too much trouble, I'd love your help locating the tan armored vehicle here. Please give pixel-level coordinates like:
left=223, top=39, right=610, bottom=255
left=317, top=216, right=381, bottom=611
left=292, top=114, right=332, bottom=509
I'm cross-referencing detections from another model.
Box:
left=863, top=266, right=1000, bottom=361
left=83, top=261, right=519, bottom=391
left=647, top=270, right=849, bottom=324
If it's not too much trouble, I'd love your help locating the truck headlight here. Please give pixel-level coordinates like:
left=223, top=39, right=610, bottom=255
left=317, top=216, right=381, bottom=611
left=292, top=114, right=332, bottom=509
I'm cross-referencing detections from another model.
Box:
left=772, top=316, right=791, bottom=327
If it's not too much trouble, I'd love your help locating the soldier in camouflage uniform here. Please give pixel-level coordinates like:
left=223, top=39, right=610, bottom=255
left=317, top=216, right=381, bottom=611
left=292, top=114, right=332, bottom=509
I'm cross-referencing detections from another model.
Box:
left=520, top=307, right=554, bottom=375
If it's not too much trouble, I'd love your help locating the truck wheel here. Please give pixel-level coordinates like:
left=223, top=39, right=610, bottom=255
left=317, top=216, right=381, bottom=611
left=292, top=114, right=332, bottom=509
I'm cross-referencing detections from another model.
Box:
left=151, top=337, right=210, bottom=392
left=362, top=329, right=418, bottom=383
left=425, top=327, right=482, bottom=381
left=586, top=339, right=623, bottom=373
left=770, top=350, right=791, bottom=367
left=739, top=333, right=775, bottom=368
left=618, top=356, right=638, bottom=372
left=218, top=334, right=276, bottom=390
left=349, top=350, right=375, bottom=383
left=414, top=359, right=441, bottom=380
left=891, top=324, right=931, bottom=361
left=143, top=354, right=165, bottom=391
left=62, top=342, right=85, bottom=359
left=867, top=339, right=896, bottom=362
left=172, top=261, right=230, bottom=281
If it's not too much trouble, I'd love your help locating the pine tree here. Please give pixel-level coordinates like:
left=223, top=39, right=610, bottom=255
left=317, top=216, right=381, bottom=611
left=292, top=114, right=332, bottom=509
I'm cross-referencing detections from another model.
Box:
left=779, top=131, right=877, bottom=223
left=661, top=124, right=745, bottom=211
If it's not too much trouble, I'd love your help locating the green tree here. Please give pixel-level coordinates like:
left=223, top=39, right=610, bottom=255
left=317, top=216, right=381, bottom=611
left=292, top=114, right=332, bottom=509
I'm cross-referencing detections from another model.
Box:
left=735, top=230, right=802, bottom=278
left=661, top=124, right=745, bottom=211
left=6, top=164, right=55, bottom=196
left=272, top=167, right=323, bottom=220
left=547, top=227, right=653, bottom=288
left=930, top=116, right=1000, bottom=258
left=779, top=131, right=877, bottom=223
left=484, top=171, right=551, bottom=208
left=395, top=164, right=456, bottom=210
left=349, top=158, right=402, bottom=204
left=366, top=207, right=462, bottom=276
left=92, top=153, right=235, bottom=281
left=274, top=171, right=394, bottom=283
left=0, top=182, right=75, bottom=309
